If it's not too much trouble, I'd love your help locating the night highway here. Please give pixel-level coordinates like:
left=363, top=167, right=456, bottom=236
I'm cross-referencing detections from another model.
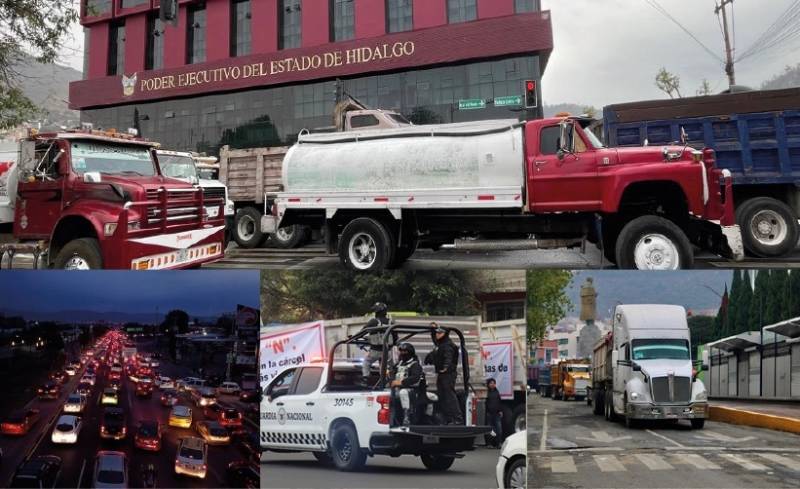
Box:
left=0, top=331, right=259, bottom=488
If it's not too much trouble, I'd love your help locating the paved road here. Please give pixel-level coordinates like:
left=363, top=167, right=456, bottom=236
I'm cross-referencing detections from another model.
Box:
left=528, top=395, right=800, bottom=489
left=261, top=446, right=501, bottom=488
left=0, top=337, right=256, bottom=488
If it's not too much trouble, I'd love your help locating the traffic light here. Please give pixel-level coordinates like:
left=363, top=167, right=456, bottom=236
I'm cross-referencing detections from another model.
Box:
left=525, top=80, right=538, bottom=109
left=159, top=0, right=179, bottom=27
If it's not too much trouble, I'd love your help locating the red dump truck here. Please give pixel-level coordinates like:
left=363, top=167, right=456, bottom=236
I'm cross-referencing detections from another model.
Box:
left=262, top=115, right=744, bottom=271
left=0, top=128, right=225, bottom=269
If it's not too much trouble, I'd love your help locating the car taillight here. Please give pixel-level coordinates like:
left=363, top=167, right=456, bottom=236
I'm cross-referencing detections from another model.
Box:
left=377, top=395, right=391, bottom=425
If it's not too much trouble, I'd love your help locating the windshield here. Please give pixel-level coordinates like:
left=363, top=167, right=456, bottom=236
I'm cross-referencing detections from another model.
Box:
left=159, top=154, right=197, bottom=179
left=567, top=366, right=589, bottom=373
left=70, top=141, right=155, bottom=176
left=180, top=446, right=203, bottom=460
left=632, top=339, right=690, bottom=360
left=97, top=470, right=124, bottom=484
left=389, top=113, right=411, bottom=125
left=138, top=424, right=157, bottom=437
left=56, top=423, right=73, bottom=431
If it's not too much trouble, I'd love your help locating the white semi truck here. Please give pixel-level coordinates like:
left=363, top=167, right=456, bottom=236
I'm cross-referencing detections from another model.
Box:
left=590, top=304, right=708, bottom=429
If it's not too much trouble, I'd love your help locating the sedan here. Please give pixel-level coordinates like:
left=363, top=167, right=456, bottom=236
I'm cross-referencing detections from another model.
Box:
left=134, top=420, right=162, bottom=451
left=157, top=376, right=175, bottom=389
left=77, top=382, right=93, bottom=397
left=101, top=389, right=119, bottom=406
left=168, top=405, right=192, bottom=428
left=63, top=393, right=88, bottom=413
left=217, top=382, right=240, bottom=395
left=37, top=381, right=60, bottom=400
left=195, top=421, right=231, bottom=445
left=1, top=409, right=40, bottom=436
left=93, top=451, right=128, bottom=489
left=81, top=373, right=96, bottom=386
left=10, top=455, right=62, bottom=488
left=160, top=389, right=179, bottom=407
left=496, top=430, right=526, bottom=489
left=51, top=415, right=82, bottom=444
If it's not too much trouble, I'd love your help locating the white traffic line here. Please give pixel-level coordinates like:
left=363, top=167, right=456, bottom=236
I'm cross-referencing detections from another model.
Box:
left=719, top=453, right=769, bottom=471
left=593, top=454, right=627, bottom=472
left=633, top=453, right=673, bottom=470
left=645, top=429, right=686, bottom=448
left=677, top=453, right=721, bottom=470
left=539, top=409, right=548, bottom=452
left=76, top=458, right=87, bottom=489
left=756, top=453, right=800, bottom=470
left=550, top=455, right=577, bottom=473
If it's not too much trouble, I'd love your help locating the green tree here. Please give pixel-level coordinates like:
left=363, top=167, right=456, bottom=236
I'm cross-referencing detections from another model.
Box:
left=697, top=79, right=713, bottom=96
left=0, top=0, right=78, bottom=130
left=735, top=273, right=753, bottom=334
left=764, top=270, right=787, bottom=325
left=526, top=270, right=573, bottom=344
left=162, top=310, right=190, bottom=334
left=787, top=271, right=800, bottom=318
left=655, top=67, right=683, bottom=99
left=215, top=314, right=235, bottom=336
left=750, top=271, right=770, bottom=329
left=727, top=271, right=742, bottom=337
left=688, top=315, right=715, bottom=354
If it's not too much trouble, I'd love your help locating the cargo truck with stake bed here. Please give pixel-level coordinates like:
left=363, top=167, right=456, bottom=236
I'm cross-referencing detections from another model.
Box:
left=590, top=304, right=708, bottom=429
left=262, top=115, right=744, bottom=271
left=604, top=87, right=800, bottom=259
left=0, top=127, right=225, bottom=269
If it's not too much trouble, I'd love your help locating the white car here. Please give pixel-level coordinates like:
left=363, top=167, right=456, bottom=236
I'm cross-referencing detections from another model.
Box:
left=101, top=389, right=119, bottom=406
left=93, top=451, right=128, bottom=489
left=65, top=365, right=78, bottom=376
left=82, top=373, right=96, bottom=386
left=157, top=377, right=175, bottom=389
left=174, top=436, right=207, bottom=478
left=217, top=382, right=240, bottom=395
left=63, top=393, right=87, bottom=413
left=51, top=415, right=82, bottom=444
left=496, top=431, right=526, bottom=489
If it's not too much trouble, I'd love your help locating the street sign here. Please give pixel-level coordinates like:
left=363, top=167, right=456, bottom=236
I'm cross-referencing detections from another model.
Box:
left=495, top=95, right=523, bottom=107
left=458, top=99, right=486, bottom=110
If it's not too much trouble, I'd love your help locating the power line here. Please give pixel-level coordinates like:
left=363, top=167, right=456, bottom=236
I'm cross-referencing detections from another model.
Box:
left=737, top=0, right=800, bottom=61
left=644, top=0, right=725, bottom=64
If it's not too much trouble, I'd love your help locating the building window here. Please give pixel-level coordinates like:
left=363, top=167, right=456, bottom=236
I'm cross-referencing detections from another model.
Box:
left=386, top=0, right=412, bottom=33
left=84, top=0, right=111, bottom=17
left=515, top=0, right=540, bottom=13
left=486, top=301, right=525, bottom=322
left=279, top=0, right=302, bottom=50
left=330, top=0, right=355, bottom=42
left=121, top=0, right=148, bottom=8
left=145, top=15, right=164, bottom=70
left=447, top=0, right=476, bottom=24
left=231, top=0, right=252, bottom=57
left=107, top=21, right=125, bottom=76
left=187, top=5, right=207, bottom=64
left=559, top=350, right=568, bottom=358
left=558, top=338, right=569, bottom=345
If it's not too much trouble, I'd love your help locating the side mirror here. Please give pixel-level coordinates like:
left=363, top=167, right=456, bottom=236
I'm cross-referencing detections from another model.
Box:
left=559, top=120, right=570, bottom=154
left=83, top=172, right=102, bottom=183
left=631, top=362, right=642, bottom=372
left=680, top=127, right=688, bottom=144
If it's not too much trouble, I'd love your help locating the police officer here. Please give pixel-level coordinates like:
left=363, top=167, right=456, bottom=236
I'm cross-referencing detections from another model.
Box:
left=425, top=322, right=463, bottom=425
left=389, top=343, right=424, bottom=426
left=362, top=302, right=391, bottom=379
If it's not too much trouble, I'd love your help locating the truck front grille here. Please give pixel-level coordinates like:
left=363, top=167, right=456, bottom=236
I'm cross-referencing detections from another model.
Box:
left=143, top=188, right=203, bottom=225
left=202, top=187, right=226, bottom=201
left=651, top=376, right=691, bottom=403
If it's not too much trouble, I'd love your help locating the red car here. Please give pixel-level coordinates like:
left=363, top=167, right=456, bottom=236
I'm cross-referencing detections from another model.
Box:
left=218, top=408, right=243, bottom=429
left=160, top=389, right=178, bottom=407
left=1, top=409, right=40, bottom=435
left=134, top=420, right=162, bottom=451
left=37, top=381, right=60, bottom=400
left=135, top=382, right=153, bottom=398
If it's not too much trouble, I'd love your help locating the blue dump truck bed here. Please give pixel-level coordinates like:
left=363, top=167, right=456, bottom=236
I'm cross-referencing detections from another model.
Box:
left=603, top=88, right=800, bottom=185
left=603, top=88, right=800, bottom=258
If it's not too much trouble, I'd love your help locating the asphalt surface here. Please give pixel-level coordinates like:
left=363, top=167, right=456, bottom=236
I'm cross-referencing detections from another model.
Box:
left=528, top=395, right=800, bottom=489
left=261, top=446, right=501, bottom=489
left=0, top=338, right=257, bottom=488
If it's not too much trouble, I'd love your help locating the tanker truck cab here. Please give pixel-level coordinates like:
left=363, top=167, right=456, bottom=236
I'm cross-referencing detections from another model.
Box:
left=261, top=324, right=491, bottom=472
left=610, top=305, right=708, bottom=429
left=4, top=128, right=225, bottom=269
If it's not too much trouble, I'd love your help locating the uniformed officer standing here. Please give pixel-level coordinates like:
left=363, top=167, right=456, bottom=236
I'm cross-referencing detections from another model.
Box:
left=361, top=302, right=391, bottom=379
left=425, top=322, right=463, bottom=425
left=389, top=343, right=425, bottom=426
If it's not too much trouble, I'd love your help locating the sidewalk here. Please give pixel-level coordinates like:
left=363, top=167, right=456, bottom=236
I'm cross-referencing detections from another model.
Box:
left=708, top=400, right=800, bottom=435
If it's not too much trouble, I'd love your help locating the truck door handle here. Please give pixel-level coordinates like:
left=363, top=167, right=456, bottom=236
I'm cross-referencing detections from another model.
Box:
left=276, top=402, right=285, bottom=406
left=306, top=402, right=315, bottom=406
left=535, top=161, right=548, bottom=171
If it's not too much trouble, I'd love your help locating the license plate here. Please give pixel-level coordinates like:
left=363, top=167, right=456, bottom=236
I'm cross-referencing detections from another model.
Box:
left=422, top=435, right=439, bottom=444
left=205, top=206, right=220, bottom=218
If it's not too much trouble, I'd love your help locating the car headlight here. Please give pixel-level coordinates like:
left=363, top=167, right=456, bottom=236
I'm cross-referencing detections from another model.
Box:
left=630, top=392, right=640, bottom=401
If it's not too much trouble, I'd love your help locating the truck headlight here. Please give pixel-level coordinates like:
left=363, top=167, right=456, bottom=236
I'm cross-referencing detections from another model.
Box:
left=630, top=392, right=640, bottom=401
left=104, top=223, right=118, bottom=236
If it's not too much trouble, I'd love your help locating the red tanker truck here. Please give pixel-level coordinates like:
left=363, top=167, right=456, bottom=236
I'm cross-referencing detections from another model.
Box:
left=0, top=127, right=225, bottom=269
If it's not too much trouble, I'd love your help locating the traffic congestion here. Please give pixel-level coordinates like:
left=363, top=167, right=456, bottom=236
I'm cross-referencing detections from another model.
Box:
left=0, top=330, right=259, bottom=488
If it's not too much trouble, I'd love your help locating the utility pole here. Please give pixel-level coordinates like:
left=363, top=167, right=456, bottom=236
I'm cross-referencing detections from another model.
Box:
left=715, top=0, right=736, bottom=87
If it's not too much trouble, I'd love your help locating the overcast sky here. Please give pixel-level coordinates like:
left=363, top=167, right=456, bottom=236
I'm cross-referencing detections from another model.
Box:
left=62, top=0, right=799, bottom=108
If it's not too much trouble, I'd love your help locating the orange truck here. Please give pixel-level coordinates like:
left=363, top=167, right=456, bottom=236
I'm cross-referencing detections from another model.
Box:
left=550, top=359, right=591, bottom=401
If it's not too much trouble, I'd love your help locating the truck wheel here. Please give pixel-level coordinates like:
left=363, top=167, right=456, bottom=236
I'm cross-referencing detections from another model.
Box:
left=53, top=238, right=103, bottom=270
left=421, top=454, right=455, bottom=471
left=736, top=197, right=798, bottom=258
left=504, top=457, right=526, bottom=489
left=615, top=215, right=693, bottom=270
left=593, top=390, right=604, bottom=416
left=389, top=239, right=418, bottom=269
left=234, top=207, right=265, bottom=249
left=271, top=225, right=307, bottom=249
left=338, top=218, right=394, bottom=272
left=512, top=404, right=526, bottom=433
left=690, top=418, right=705, bottom=430
left=330, top=424, right=366, bottom=471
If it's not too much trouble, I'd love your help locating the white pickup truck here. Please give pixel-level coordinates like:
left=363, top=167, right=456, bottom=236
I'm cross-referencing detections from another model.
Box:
left=261, top=324, right=491, bottom=472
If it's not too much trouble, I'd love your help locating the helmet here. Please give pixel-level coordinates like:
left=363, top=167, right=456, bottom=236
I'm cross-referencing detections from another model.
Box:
left=398, top=342, right=415, bottom=360
left=371, top=302, right=388, bottom=314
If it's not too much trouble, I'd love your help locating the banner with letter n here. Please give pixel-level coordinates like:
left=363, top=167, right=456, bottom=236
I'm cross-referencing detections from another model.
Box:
left=260, top=322, right=326, bottom=389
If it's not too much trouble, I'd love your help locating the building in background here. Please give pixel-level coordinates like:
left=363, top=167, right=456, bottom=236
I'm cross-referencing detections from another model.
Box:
left=71, top=0, right=553, bottom=156
left=475, top=270, right=526, bottom=322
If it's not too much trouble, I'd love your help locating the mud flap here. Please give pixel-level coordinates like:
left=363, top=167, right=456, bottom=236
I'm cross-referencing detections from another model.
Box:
left=689, top=219, right=744, bottom=261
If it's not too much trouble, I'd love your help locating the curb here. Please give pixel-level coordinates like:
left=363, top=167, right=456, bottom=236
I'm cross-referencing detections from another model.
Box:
left=708, top=405, right=800, bottom=435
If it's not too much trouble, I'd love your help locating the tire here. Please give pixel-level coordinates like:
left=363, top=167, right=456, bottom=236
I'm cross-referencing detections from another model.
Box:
left=593, top=389, right=604, bottom=416
left=736, top=197, right=799, bottom=258
left=338, top=218, right=394, bottom=272
left=420, top=454, right=455, bottom=471
left=690, top=418, right=705, bottom=430
left=511, top=404, right=526, bottom=434
left=500, top=405, right=514, bottom=437
left=53, top=238, right=103, bottom=269
left=270, top=225, right=307, bottom=249
left=329, top=424, right=366, bottom=471
left=504, top=457, right=527, bottom=489
left=312, top=451, right=334, bottom=466
left=234, top=207, right=265, bottom=249
left=615, top=215, right=693, bottom=270
left=390, top=239, right=418, bottom=269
